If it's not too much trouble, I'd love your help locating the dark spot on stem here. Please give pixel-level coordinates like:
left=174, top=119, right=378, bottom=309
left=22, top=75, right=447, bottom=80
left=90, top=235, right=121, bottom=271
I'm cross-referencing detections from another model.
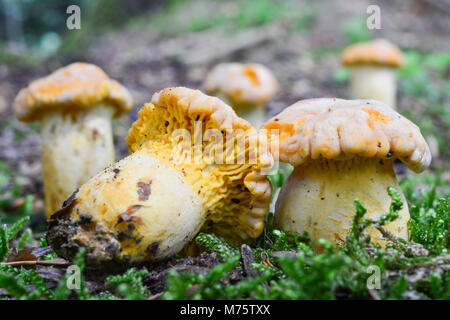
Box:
left=137, top=181, right=152, bottom=201
left=117, top=230, right=135, bottom=242
left=92, top=129, right=98, bottom=140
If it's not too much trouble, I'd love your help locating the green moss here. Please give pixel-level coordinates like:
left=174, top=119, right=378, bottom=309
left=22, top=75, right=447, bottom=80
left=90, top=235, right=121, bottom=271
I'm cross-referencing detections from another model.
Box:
left=105, top=268, right=149, bottom=300
left=164, top=184, right=450, bottom=300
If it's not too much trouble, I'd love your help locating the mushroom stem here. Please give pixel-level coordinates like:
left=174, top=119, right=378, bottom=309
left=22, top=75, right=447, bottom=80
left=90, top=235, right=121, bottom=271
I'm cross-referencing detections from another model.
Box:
left=47, top=147, right=205, bottom=267
left=234, top=105, right=266, bottom=129
left=275, top=158, right=409, bottom=247
left=349, top=66, right=397, bottom=109
left=41, top=104, right=115, bottom=218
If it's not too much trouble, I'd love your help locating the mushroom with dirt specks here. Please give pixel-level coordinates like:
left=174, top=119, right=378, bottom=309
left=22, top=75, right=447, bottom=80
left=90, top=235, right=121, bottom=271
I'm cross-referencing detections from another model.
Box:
left=203, top=63, right=278, bottom=128
left=14, top=63, right=132, bottom=218
left=47, top=87, right=273, bottom=269
left=341, top=39, right=404, bottom=109
left=263, top=98, right=431, bottom=248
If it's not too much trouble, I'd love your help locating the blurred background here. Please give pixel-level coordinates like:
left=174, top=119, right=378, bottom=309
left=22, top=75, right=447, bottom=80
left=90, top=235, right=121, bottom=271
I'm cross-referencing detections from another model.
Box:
left=0, top=0, right=449, bottom=226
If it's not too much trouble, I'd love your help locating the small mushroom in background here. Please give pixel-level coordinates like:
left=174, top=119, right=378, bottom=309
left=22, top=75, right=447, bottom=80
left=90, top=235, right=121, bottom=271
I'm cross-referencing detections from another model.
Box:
left=47, top=87, right=273, bottom=269
left=341, top=39, right=404, bottom=109
left=203, top=63, right=278, bottom=129
left=263, top=98, right=431, bottom=247
left=14, top=63, right=133, bottom=219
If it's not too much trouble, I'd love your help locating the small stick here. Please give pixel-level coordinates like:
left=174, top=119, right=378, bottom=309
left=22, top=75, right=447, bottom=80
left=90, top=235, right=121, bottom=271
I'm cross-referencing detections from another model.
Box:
left=2, top=258, right=70, bottom=267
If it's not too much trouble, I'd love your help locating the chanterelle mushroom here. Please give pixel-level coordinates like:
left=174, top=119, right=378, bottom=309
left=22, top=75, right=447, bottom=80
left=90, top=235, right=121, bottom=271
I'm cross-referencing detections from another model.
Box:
left=341, top=39, right=404, bottom=109
left=263, top=98, right=431, bottom=247
left=47, top=87, right=272, bottom=269
left=14, top=63, right=132, bottom=218
left=204, top=63, right=278, bottom=128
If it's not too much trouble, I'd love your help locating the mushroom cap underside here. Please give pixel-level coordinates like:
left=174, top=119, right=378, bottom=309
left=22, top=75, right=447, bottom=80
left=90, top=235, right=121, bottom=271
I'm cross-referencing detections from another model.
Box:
left=126, top=87, right=273, bottom=243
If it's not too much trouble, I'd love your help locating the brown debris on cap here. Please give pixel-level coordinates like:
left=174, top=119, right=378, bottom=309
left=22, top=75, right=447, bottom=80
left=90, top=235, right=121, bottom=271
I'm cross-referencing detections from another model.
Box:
left=341, top=39, right=405, bottom=68
left=14, top=62, right=133, bottom=122
left=263, top=98, right=431, bottom=173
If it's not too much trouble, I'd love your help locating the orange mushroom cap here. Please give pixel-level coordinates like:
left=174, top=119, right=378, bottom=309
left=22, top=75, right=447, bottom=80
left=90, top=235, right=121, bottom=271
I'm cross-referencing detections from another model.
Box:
left=14, top=62, right=133, bottom=122
left=263, top=98, right=431, bottom=173
left=341, top=39, right=405, bottom=68
left=204, top=63, right=278, bottom=108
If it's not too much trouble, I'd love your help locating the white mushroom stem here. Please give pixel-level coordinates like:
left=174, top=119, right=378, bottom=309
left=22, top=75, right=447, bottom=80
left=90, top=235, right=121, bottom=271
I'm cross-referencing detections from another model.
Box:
left=52, top=147, right=205, bottom=263
left=41, top=104, right=116, bottom=218
left=349, top=65, right=398, bottom=109
left=275, top=158, right=409, bottom=247
left=234, top=104, right=266, bottom=129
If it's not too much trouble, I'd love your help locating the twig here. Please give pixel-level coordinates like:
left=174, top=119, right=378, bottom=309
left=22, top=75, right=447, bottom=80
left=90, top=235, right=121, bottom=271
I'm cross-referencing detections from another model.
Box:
left=2, top=258, right=70, bottom=267
left=376, top=226, right=403, bottom=246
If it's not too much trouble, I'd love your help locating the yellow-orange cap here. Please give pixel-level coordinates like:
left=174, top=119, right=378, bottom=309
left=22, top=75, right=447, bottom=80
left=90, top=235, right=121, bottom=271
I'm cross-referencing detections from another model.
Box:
left=14, top=62, right=133, bottom=122
left=341, top=39, right=404, bottom=68
left=263, top=98, right=431, bottom=173
left=204, top=63, right=278, bottom=108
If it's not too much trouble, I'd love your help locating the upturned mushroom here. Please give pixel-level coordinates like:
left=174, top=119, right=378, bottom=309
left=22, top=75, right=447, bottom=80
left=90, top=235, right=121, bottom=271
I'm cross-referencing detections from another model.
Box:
left=204, top=63, right=278, bottom=128
left=341, top=39, right=404, bottom=109
left=14, top=63, right=132, bottom=218
left=47, top=87, right=272, bottom=269
left=263, top=98, right=431, bottom=247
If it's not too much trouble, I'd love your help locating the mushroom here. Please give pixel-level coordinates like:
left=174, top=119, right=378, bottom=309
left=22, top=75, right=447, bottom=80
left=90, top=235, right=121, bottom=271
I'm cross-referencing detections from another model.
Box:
left=47, top=87, right=273, bottom=269
left=14, top=63, right=133, bottom=219
left=204, top=63, right=278, bottom=128
left=341, top=39, right=404, bottom=109
left=263, top=98, right=431, bottom=247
